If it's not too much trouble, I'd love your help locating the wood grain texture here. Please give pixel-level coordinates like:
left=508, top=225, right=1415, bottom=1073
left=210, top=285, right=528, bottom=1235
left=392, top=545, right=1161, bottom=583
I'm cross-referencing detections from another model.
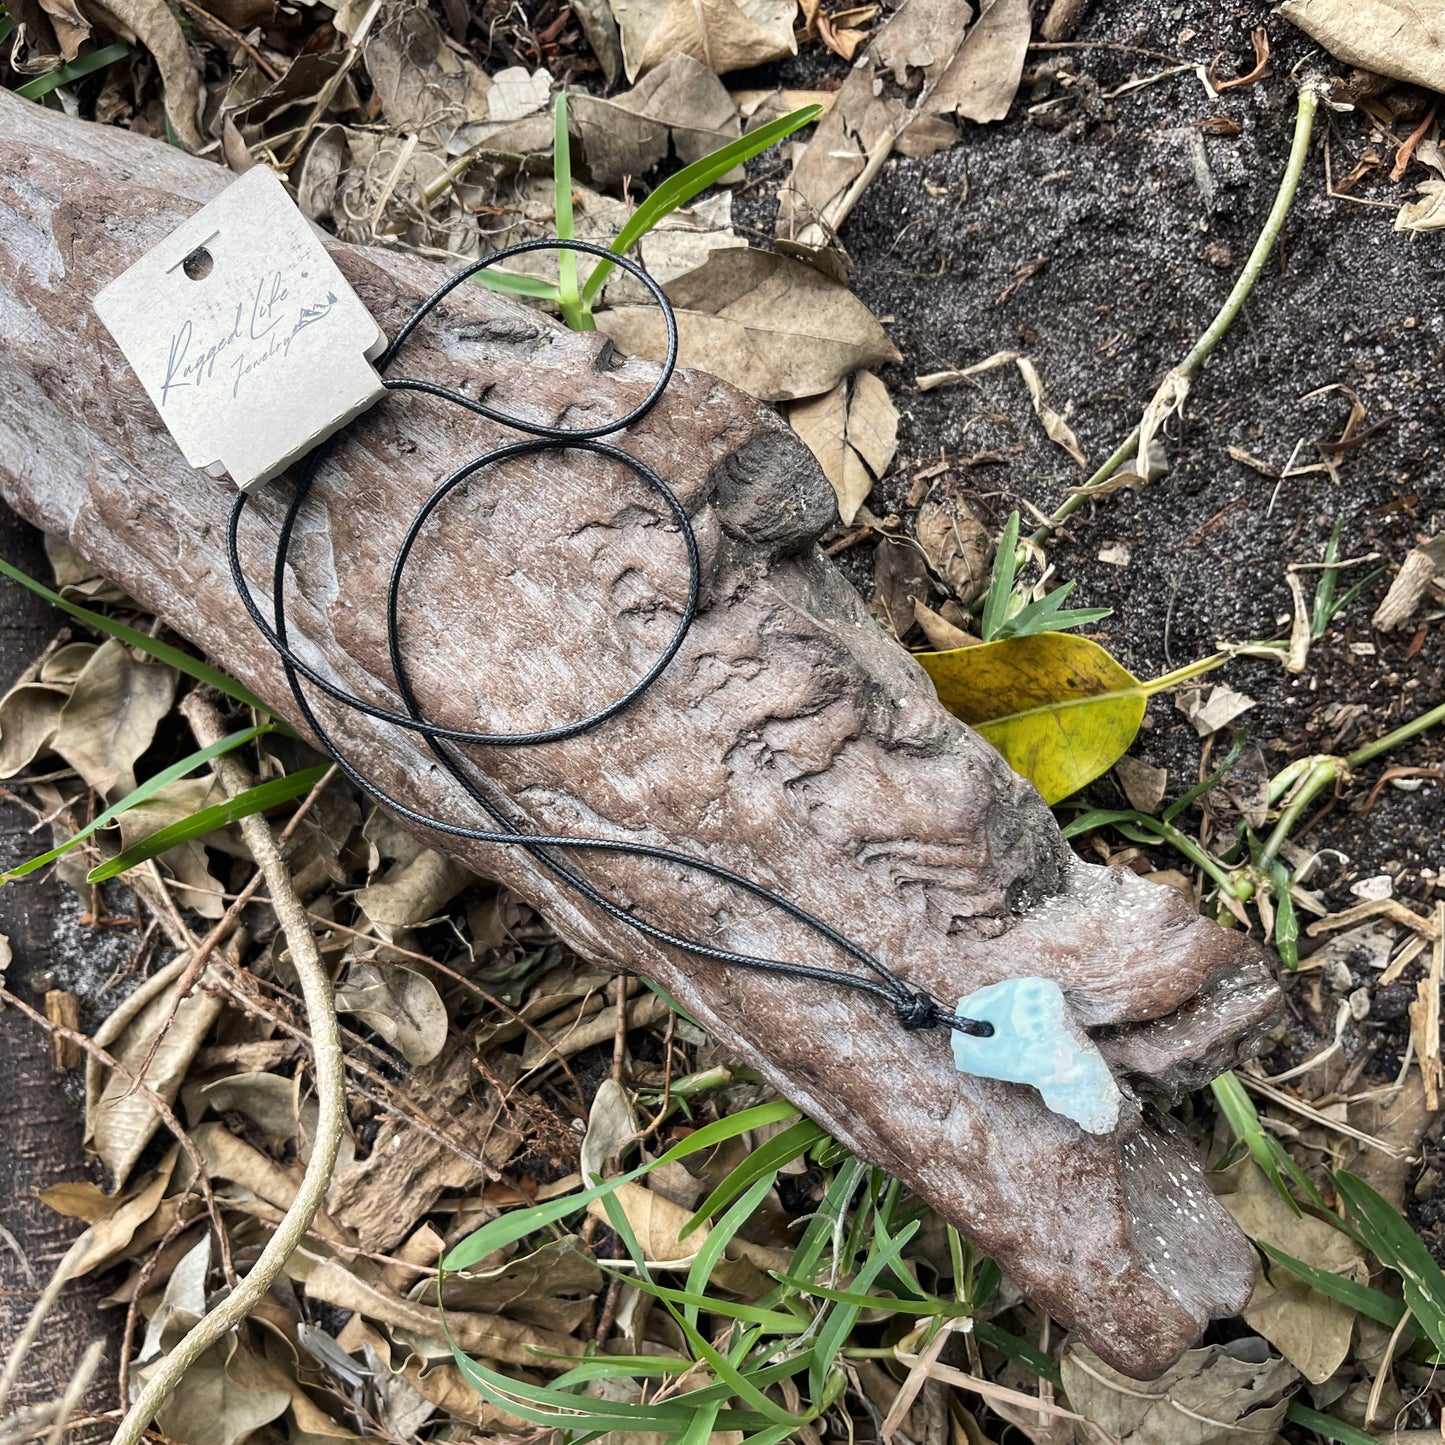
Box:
left=0, top=92, right=1282, bottom=1376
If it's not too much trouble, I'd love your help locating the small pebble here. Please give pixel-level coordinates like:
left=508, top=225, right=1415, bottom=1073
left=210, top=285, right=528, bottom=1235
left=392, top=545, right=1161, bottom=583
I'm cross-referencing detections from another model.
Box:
left=1349, top=987, right=1371, bottom=1021
left=1325, top=960, right=1354, bottom=993
left=1374, top=984, right=1413, bottom=1020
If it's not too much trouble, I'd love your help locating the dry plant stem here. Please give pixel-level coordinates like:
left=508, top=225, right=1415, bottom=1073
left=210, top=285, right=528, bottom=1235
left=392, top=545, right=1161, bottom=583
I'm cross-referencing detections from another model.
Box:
left=1030, top=83, right=1321, bottom=548
left=130, top=762, right=338, bottom=1089
left=109, top=694, right=346, bottom=1445
left=0, top=985, right=236, bottom=1285
left=41, top=1337, right=105, bottom=1445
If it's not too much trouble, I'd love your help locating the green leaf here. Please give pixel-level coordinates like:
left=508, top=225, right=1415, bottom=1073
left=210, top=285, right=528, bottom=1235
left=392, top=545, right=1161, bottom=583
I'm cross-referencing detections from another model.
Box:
left=682, top=1118, right=828, bottom=1238
left=980, top=511, right=1021, bottom=643
left=0, top=557, right=271, bottom=713
left=1211, top=1071, right=1327, bottom=1215
left=972, top=1321, right=1063, bottom=1386
left=918, top=634, right=1222, bottom=805
left=685, top=1174, right=775, bottom=1329
left=1268, top=860, right=1300, bottom=970
left=2, top=725, right=270, bottom=884
left=1287, top=1403, right=1383, bottom=1445
left=442, top=1099, right=798, bottom=1271
left=86, top=764, right=330, bottom=882
left=15, top=40, right=128, bottom=100
left=579, top=106, right=822, bottom=308
left=995, top=580, right=1112, bottom=640
left=808, top=1219, right=918, bottom=1403
left=1256, top=1241, right=1413, bottom=1332
left=1334, top=1170, right=1445, bottom=1354
left=472, top=270, right=563, bottom=300
left=770, top=1272, right=964, bottom=1318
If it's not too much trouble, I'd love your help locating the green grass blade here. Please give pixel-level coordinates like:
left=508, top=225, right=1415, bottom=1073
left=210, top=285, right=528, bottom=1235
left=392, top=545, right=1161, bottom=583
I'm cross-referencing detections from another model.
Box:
left=1310, top=521, right=1343, bottom=639
left=1334, top=1170, right=1445, bottom=1354
left=1060, top=807, right=1143, bottom=840
left=443, top=1099, right=798, bottom=1270
left=770, top=1272, right=963, bottom=1317
left=473, top=270, right=562, bottom=299
left=598, top=1267, right=809, bottom=1332
left=579, top=105, right=822, bottom=308
left=1256, top=1241, right=1412, bottom=1332
left=1163, top=731, right=1246, bottom=821
left=552, top=91, right=584, bottom=327
left=682, top=1118, right=828, bottom=1239
left=86, top=763, right=330, bottom=882
left=0, top=557, right=271, bottom=713
left=550, top=1355, right=693, bottom=1388
left=668, top=1309, right=806, bottom=1429
left=1211, top=1072, right=1313, bottom=1215
left=1326, top=566, right=1387, bottom=632
left=808, top=1219, right=919, bottom=1403
left=972, top=1320, right=1063, bottom=1386
left=2, top=724, right=270, bottom=884
left=15, top=40, right=128, bottom=99
left=980, top=511, right=1021, bottom=642
left=1287, top=1403, right=1382, bottom=1445
left=686, top=1174, right=775, bottom=1330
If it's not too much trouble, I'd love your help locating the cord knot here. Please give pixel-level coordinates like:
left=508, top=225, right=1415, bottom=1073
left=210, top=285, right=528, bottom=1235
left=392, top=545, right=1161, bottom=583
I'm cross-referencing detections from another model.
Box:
left=895, top=991, right=941, bottom=1031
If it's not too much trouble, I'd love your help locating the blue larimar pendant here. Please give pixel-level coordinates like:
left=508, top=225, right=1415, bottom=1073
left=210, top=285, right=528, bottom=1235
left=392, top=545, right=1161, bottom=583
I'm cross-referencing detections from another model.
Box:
left=951, top=976, right=1122, bottom=1134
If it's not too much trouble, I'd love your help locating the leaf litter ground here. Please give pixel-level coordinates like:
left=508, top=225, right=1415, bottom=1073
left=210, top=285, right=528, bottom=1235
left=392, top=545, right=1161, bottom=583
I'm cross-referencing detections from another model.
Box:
left=3, top=0, right=1445, bottom=1441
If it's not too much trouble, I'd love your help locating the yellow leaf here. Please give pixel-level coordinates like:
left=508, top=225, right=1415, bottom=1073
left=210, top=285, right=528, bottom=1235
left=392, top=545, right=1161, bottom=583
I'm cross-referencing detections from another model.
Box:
left=917, top=633, right=1221, bottom=805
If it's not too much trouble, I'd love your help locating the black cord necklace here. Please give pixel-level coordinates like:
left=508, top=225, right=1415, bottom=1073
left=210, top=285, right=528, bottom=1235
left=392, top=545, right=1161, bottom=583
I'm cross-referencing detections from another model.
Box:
left=226, top=238, right=992, bottom=1043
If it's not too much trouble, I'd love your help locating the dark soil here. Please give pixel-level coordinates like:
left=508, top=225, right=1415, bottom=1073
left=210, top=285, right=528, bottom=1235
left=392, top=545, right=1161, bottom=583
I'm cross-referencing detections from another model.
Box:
left=736, top=2, right=1445, bottom=1065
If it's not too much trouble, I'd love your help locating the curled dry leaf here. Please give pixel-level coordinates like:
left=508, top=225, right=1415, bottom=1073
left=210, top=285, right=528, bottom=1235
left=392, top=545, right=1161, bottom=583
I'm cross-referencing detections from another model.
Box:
left=44, top=532, right=129, bottom=603
left=1279, top=0, right=1445, bottom=96
left=579, top=1075, right=639, bottom=1185
left=610, top=0, right=797, bottom=82
left=335, top=961, right=449, bottom=1066
left=915, top=492, right=992, bottom=606
left=6, top=0, right=92, bottom=67
left=571, top=0, right=624, bottom=86
left=1178, top=684, right=1256, bottom=739
left=1061, top=1338, right=1298, bottom=1445
left=84, top=0, right=205, bottom=150
left=777, top=0, right=1029, bottom=244
left=141, top=1332, right=292, bottom=1445
left=52, top=637, right=177, bottom=798
left=913, top=599, right=979, bottom=650
left=788, top=371, right=899, bottom=525
left=596, top=247, right=900, bottom=402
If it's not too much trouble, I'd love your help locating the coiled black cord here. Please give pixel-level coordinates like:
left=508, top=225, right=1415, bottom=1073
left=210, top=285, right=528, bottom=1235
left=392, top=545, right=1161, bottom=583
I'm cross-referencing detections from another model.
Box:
left=227, top=238, right=992, bottom=1041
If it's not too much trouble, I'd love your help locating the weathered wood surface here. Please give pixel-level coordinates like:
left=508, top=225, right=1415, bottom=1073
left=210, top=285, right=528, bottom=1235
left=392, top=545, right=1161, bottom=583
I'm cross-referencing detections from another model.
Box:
left=0, top=93, right=1283, bottom=1376
left=0, top=512, right=112, bottom=1437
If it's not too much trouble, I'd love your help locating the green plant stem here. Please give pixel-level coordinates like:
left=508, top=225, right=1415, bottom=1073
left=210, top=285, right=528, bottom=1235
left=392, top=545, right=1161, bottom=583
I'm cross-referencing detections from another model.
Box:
left=1347, top=697, right=1445, bottom=770
left=111, top=696, right=345, bottom=1445
left=1030, top=83, right=1320, bottom=548
left=1257, top=756, right=1339, bottom=873
left=1140, top=651, right=1227, bottom=695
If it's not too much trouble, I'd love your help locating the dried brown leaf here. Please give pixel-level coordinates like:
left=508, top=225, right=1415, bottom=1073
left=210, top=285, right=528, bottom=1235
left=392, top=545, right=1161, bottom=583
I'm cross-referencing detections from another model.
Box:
left=0, top=680, right=68, bottom=778
left=335, top=962, right=448, bottom=1066
left=52, top=637, right=177, bottom=798
left=1114, top=756, right=1168, bottom=814
left=91, top=962, right=223, bottom=1188
left=1213, top=1159, right=1367, bottom=1383
left=597, top=248, right=900, bottom=402
left=915, top=493, right=991, bottom=605
left=789, top=372, right=898, bottom=524
left=611, top=0, right=797, bottom=81
left=363, top=1, right=492, bottom=150
left=1061, top=1339, right=1298, bottom=1445
left=1279, top=0, right=1445, bottom=95
left=83, top=0, right=205, bottom=150
left=141, top=1333, right=291, bottom=1445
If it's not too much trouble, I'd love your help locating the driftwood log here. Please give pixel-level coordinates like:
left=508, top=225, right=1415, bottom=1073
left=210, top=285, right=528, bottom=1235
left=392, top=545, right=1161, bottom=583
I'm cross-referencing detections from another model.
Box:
left=0, top=93, right=1283, bottom=1377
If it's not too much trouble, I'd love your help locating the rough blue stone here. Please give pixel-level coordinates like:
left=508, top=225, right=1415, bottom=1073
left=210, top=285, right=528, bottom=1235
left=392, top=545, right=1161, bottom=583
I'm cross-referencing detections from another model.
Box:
left=951, top=976, right=1122, bottom=1134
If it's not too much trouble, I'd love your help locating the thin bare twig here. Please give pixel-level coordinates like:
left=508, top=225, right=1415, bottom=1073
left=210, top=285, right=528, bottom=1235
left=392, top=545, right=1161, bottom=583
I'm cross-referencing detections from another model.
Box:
left=110, top=694, right=347, bottom=1445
